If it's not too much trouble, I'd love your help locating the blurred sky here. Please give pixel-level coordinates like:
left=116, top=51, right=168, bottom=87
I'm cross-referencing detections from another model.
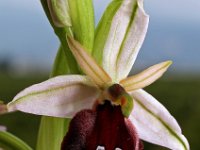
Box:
left=0, top=0, right=200, bottom=75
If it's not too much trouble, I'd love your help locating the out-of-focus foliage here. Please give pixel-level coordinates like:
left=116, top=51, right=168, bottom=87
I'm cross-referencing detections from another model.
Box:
left=0, top=73, right=199, bottom=149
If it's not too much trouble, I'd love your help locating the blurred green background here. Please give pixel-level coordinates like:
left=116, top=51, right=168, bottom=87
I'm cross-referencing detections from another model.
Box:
left=0, top=72, right=199, bottom=149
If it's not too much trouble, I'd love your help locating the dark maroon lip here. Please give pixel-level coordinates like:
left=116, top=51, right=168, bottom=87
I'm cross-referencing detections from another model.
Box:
left=61, top=101, right=143, bottom=150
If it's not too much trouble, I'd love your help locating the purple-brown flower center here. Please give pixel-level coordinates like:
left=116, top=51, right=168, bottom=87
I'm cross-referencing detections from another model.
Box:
left=61, top=100, right=143, bottom=150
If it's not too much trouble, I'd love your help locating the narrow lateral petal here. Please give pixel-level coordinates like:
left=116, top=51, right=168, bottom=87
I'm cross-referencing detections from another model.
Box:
left=7, top=75, right=100, bottom=118
left=101, top=0, right=149, bottom=82
left=129, top=89, right=190, bottom=150
left=120, top=61, right=172, bottom=92
left=68, top=37, right=112, bottom=88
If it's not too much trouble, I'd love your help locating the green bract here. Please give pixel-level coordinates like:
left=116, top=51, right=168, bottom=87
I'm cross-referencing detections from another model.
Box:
left=47, top=0, right=71, bottom=27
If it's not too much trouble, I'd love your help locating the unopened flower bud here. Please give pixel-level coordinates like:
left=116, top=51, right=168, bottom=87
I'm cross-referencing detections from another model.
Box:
left=47, top=0, right=71, bottom=27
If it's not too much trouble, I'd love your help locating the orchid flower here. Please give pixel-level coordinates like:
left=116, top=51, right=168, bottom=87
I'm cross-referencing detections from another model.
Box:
left=4, top=0, right=189, bottom=149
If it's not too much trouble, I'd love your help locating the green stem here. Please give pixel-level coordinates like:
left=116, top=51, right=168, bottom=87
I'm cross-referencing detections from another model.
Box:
left=36, top=46, right=74, bottom=150
left=40, top=0, right=79, bottom=74
left=37, top=1, right=79, bottom=150
left=0, top=131, right=32, bottom=150
left=37, top=0, right=94, bottom=150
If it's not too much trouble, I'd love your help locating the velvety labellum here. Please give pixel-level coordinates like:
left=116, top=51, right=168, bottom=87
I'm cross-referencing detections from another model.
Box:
left=61, top=101, right=143, bottom=150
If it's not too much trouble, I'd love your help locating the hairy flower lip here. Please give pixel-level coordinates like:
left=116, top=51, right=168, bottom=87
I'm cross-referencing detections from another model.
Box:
left=62, top=100, right=143, bottom=150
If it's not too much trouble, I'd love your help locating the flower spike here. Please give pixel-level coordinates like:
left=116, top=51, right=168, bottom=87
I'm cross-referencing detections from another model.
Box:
left=120, top=61, right=172, bottom=92
left=67, top=37, right=112, bottom=88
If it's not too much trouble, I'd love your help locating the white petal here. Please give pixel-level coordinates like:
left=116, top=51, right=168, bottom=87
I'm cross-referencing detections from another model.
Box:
left=120, top=61, right=172, bottom=91
left=116, top=0, right=149, bottom=81
left=7, top=75, right=100, bottom=118
left=129, top=89, right=189, bottom=150
left=102, top=0, right=149, bottom=82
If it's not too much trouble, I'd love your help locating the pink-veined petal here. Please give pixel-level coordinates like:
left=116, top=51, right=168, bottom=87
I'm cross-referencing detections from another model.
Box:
left=120, top=61, right=172, bottom=92
left=129, top=89, right=189, bottom=150
left=102, top=0, right=149, bottom=82
left=67, top=37, right=112, bottom=88
left=7, top=75, right=100, bottom=118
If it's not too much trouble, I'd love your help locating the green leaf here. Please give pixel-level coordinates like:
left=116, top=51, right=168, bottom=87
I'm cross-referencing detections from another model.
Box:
left=93, top=0, right=123, bottom=64
left=37, top=117, right=70, bottom=150
left=0, top=131, right=32, bottom=150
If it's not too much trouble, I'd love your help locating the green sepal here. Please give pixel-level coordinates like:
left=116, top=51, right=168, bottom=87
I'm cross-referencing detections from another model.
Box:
left=93, top=0, right=123, bottom=64
left=0, top=131, right=32, bottom=150
left=68, top=0, right=95, bottom=53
